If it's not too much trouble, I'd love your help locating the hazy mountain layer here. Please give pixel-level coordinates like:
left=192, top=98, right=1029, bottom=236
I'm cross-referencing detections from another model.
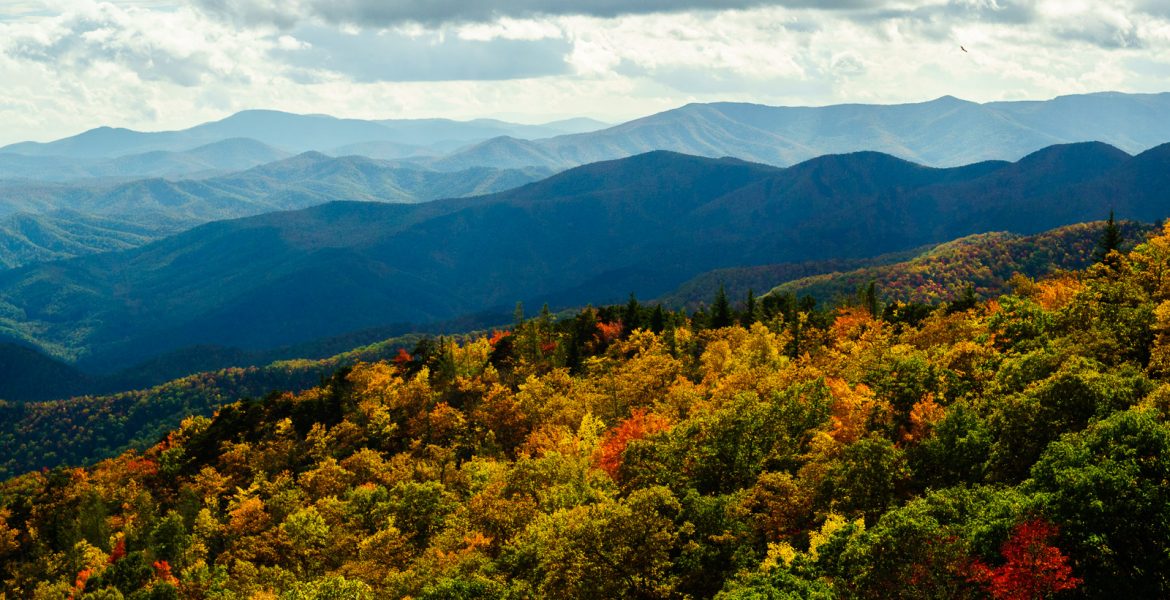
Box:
left=429, top=92, right=1170, bottom=170
left=0, top=142, right=1166, bottom=373
left=0, top=154, right=552, bottom=268
left=0, top=110, right=611, bottom=160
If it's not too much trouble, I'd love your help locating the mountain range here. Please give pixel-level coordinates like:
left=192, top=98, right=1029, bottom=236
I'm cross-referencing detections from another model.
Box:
left=1, top=111, right=610, bottom=159
left=0, top=153, right=552, bottom=268
left=0, top=138, right=291, bottom=182
left=4, top=93, right=1170, bottom=185
left=425, top=92, right=1170, bottom=171
left=1, top=141, right=1166, bottom=374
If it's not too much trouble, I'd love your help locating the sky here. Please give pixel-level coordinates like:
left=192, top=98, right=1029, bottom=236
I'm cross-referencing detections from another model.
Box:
left=0, top=0, right=1168, bottom=145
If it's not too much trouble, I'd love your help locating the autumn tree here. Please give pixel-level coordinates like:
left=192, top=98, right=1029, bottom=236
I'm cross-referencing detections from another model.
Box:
left=971, top=519, right=1080, bottom=600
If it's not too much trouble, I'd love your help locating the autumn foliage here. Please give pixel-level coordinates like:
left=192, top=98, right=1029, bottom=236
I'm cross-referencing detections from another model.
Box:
left=8, top=224, right=1170, bottom=598
left=972, top=519, right=1081, bottom=600
left=596, top=408, right=671, bottom=478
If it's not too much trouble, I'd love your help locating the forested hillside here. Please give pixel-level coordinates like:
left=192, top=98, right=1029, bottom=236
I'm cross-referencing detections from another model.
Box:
left=0, top=155, right=551, bottom=268
left=0, top=333, right=426, bottom=478
left=5, top=223, right=1170, bottom=598
left=772, top=221, right=1154, bottom=305
left=3, top=143, right=1166, bottom=376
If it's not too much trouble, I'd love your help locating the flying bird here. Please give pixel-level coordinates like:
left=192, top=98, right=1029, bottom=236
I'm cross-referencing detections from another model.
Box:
left=961, top=46, right=968, bottom=52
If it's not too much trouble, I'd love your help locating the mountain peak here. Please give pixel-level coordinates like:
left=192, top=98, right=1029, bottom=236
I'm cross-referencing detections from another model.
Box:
left=1016, top=141, right=1130, bottom=169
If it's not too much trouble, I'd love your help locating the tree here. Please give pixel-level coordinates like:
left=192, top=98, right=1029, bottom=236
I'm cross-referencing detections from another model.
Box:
left=970, top=519, right=1080, bottom=600
left=596, top=409, right=670, bottom=480
left=742, top=290, right=758, bottom=327
left=1096, top=209, right=1123, bottom=264
left=1027, top=409, right=1170, bottom=597
left=511, top=487, right=683, bottom=599
left=649, top=304, right=666, bottom=334
left=859, top=281, right=879, bottom=317
left=710, top=285, right=734, bottom=329
left=623, top=293, right=642, bottom=336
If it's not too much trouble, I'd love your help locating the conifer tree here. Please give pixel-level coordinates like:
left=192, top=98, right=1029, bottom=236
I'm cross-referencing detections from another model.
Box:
left=623, top=293, right=641, bottom=336
left=710, top=285, right=734, bottom=329
left=859, top=281, right=879, bottom=317
left=742, top=290, right=758, bottom=326
left=649, top=304, right=666, bottom=333
left=1097, top=209, right=1124, bottom=264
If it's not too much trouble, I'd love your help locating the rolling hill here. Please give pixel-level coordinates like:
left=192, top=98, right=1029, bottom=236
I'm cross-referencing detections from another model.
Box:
left=0, top=142, right=1166, bottom=374
left=0, top=154, right=552, bottom=268
left=769, top=221, right=1155, bottom=305
left=0, top=138, right=291, bottom=183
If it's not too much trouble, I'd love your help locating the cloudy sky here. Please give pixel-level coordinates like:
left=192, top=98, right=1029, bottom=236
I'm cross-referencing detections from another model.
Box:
left=1, top=0, right=1168, bottom=144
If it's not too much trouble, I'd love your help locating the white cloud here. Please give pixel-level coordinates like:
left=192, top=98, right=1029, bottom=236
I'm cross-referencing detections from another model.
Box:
left=0, top=0, right=1166, bottom=145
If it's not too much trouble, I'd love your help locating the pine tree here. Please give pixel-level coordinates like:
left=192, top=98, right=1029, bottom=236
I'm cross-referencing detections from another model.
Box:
left=649, top=304, right=666, bottom=333
left=514, top=302, right=526, bottom=328
left=1097, top=209, right=1124, bottom=264
left=623, top=293, right=641, bottom=336
left=859, top=281, right=879, bottom=317
left=710, top=285, right=733, bottom=329
left=742, top=290, right=757, bottom=326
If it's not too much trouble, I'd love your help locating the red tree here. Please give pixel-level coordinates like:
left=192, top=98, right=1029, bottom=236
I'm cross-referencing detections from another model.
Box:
left=69, top=568, right=92, bottom=599
left=154, top=560, right=177, bottom=584
left=108, top=537, right=126, bottom=564
left=972, top=518, right=1081, bottom=600
left=596, top=409, right=670, bottom=479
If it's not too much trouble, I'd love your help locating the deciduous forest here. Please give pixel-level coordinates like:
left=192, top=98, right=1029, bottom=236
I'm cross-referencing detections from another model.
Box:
left=5, top=223, right=1170, bottom=599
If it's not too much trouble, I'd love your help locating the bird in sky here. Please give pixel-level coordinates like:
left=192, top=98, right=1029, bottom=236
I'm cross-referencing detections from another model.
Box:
left=961, top=46, right=968, bottom=52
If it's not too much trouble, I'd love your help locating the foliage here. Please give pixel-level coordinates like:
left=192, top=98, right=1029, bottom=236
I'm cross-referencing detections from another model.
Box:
left=9, top=223, right=1170, bottom=598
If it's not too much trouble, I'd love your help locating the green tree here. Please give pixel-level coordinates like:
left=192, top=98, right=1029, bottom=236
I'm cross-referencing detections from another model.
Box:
left=1027, top=409, right=1170, bottom=597
left=711, top=285, right=734, bottom=329
left=509, top=486, right=683, bottom=599
left=623, top=293, right=642, bottom=336
left=1096, top=209, right=1124, bottom=264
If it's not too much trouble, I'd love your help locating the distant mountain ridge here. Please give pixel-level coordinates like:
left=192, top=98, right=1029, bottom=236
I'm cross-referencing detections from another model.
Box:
left=0, top=138, right=291, bottom=183
left=424, top=92, right=1170, bottom=171
left=2, top=141, right=1168, bottom=373
left=5, top=93, right=1169, bottom=182
left=1, top=110, right=611, bottom=160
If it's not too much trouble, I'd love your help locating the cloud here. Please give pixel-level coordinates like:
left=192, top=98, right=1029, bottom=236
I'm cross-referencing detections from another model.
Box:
left=190, top=0, right=876, bottom=28
left=0, top=0, right=1167, bottom=147
left=275, top=27, right=573, bottom=82
left=3, top=2, right=262, bottom=87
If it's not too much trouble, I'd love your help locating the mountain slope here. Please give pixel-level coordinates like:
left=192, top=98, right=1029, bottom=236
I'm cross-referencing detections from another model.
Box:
left=771, top=221, right=1155, bottom=304
left=0, top=343, right=91, bottom=402
left=7, top=229, right=1170, bottom=597
left=0, top=143, right=1165, bottom=372
left=0, top=155, right=551, bottom=268
left=0, top=211, right=165, bottom=269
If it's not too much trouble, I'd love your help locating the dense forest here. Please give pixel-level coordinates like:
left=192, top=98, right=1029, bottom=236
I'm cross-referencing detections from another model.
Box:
left=4, top=222, right=1170, bottom=598
left=0, top=334, right=426, bottom=479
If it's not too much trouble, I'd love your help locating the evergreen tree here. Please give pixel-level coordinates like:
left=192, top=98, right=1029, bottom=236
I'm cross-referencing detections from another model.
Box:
left=859, top=281, right=879, bottom=317
left=742, top=290, right=758, bottom=327
left=1097, top=209, right=1124, bottom=264
left=710, top=285, right=734, bottom=329
left=649, top=304, right=666, bottom=333
left=514, top=301, right=525, bottom=328
left=623, top=293, right=642, bottom=336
